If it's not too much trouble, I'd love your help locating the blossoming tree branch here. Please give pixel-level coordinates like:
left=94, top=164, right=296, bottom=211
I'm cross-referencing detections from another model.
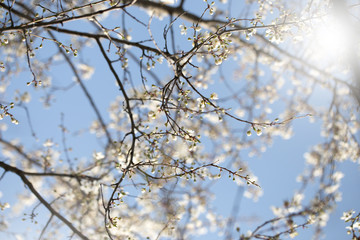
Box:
left=0, top=0, right=359, bottom=239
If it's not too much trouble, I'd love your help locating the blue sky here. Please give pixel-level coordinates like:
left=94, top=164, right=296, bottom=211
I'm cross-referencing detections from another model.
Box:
left=1, top=1, right=359, bottom=239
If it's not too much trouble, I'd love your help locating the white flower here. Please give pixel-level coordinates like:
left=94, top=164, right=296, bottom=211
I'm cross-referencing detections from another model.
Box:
left=157, top=56, right=164, bottom=64
left=93, top=151, right=105, bottom=160
left=179, top=24, right=187, bottom=35
left=271, top=206, right=284, bottom=217
left=332, top=171, right=344, bottom=182
left=293, top=193, right=304, bottom=205
left=324, top=184, right=339, bottom=194
left=43, top=139, right=54, bottom=147
left=307, top=215, right=316, bottom=224
left=341, top=210, right=355, bottom=222
left=77, top=63, right=94, bottom=80
left=353, top=222, right=360, bottom=230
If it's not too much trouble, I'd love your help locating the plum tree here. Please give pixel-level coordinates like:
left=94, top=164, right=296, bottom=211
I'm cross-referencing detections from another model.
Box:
left=0, top=0, right=359, bottom=239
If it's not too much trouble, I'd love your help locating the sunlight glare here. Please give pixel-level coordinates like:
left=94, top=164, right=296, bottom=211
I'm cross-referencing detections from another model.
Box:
left=311, top=15, right=352, bottom=61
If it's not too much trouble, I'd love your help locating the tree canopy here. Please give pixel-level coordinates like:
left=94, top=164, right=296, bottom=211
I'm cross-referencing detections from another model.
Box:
left=0, top=0, right=359, bottom=239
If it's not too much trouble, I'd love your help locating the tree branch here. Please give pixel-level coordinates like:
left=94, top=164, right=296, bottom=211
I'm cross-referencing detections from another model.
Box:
left=0, top=161, right=89, bottom=240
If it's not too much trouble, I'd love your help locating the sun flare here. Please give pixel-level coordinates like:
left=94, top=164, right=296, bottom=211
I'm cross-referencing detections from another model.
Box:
left=310, top=15, right=354, bottom=61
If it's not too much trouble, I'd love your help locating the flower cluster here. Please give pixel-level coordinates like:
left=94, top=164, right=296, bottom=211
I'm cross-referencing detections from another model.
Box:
left=341, top=210, right=360, bottom=239
left=0, top=103, right=18, bottom=125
